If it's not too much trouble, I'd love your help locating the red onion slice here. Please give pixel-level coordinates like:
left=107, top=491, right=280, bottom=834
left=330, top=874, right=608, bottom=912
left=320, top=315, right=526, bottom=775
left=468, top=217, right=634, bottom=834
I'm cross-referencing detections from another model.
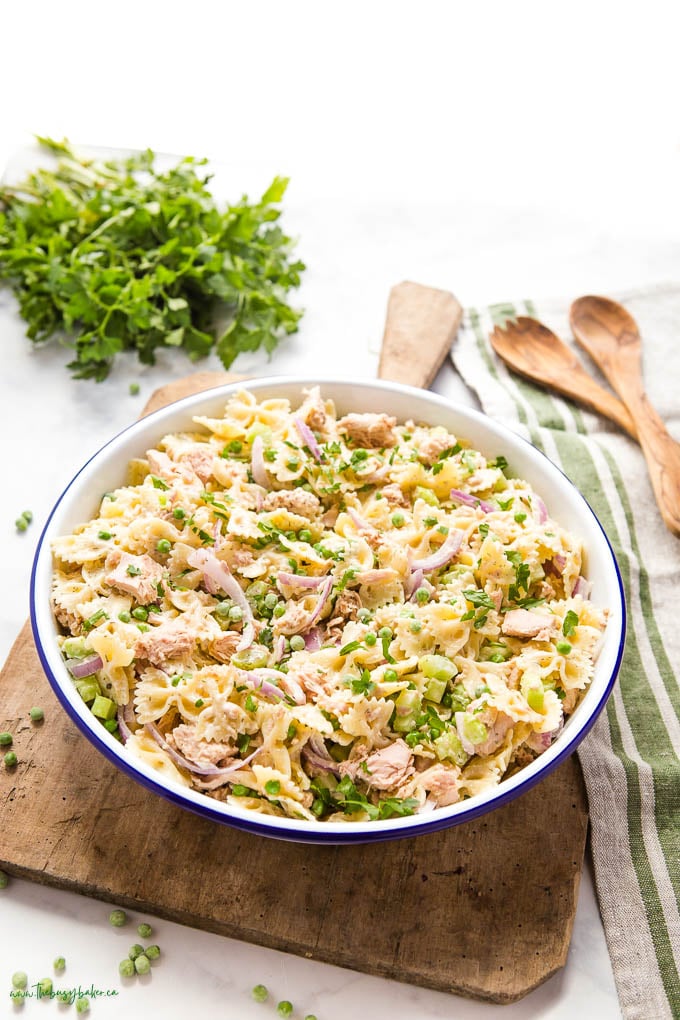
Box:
left=302, top=576, right=334, bottom=633
left=302, top=734, right=341, bottom=776
left=450, top=489, right=495, bottom=514
left=355, top=569, right=398, bottom=585
left=187, top=548, right=255, bottom=651
left=304, top=627, right=322, bottom=651
left=117, top=707, right=132, bottom=744
left=535, top=496, right=548, bottom=524
left=250, top=434, right=271, bottom=489
left=294, top=417, right=323, bottom=462
left=277, top=571, right=325, bottom=589
left=411, top=530, right=464, bottom=573
left=572, top=575, right=592, bottom=599
left=145, top=722, right=261, bottom=776
left=347, top=508, right=376, bottom=532
left=248, top=668, right=306, bottom=705
left=65, top=653, right=103, bottom=679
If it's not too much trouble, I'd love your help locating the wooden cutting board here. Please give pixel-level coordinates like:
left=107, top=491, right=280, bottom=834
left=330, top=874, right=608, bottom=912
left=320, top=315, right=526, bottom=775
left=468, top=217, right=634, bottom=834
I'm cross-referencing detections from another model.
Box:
left=0, top=282, right=589, bottom=1004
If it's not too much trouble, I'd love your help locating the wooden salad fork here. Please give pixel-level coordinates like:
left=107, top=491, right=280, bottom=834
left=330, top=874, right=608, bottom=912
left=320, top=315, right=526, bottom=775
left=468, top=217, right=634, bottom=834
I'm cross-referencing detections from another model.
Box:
left=489, top=316, right=638, bottom=439
left=570, top=295, right=680, bottom=538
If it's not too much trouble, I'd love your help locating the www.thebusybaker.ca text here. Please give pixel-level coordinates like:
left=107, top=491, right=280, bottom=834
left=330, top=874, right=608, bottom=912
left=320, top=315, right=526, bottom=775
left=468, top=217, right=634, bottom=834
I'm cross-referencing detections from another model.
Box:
left=10, top=984, right=120, bottom=1003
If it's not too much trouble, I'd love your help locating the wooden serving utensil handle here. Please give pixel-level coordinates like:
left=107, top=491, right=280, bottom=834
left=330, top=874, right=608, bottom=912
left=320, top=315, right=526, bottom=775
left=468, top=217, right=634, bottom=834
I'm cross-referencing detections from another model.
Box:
left=378, top=280, right=463, bottom=388
left=571, top=303, right=680, bottom=538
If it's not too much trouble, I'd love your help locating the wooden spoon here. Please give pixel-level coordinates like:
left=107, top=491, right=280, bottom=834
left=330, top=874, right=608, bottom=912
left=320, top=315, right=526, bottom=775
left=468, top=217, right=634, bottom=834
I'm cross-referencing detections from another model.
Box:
left=570, top=295, right=680, bottom=537
left=489, top=316, right=638, bottom=439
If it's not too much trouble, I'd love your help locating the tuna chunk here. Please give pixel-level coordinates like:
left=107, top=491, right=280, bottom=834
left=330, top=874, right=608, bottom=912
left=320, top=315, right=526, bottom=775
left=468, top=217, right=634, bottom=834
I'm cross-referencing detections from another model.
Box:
left=501, top=608, right=558, bottom=642
left=171, top=724, right=233, bottom=768
left=364, top=739, right=414, bottom=790
left=210, top=632, right=241, bottom=664
left=325, top=589, right=362, bottom=643
left=300, top=386, right=329, bottom=433
left=262, top=489, right=321, bottom=518
left=420, top=763, right=460, bottom=807
left=417, top=430, right=459, bottom=466
left=381, top=482, right=409, bottom=508
left=474, top=708, right=514, bottom=757
left=275, top=600, right=313, bottom=636
left=105, top=551, right=163, bottom=605
left=337, top=412, right=397, bottom=449
left=179, top=445, right=215, bottom=483
left=136, top=616, right=194, bottom=665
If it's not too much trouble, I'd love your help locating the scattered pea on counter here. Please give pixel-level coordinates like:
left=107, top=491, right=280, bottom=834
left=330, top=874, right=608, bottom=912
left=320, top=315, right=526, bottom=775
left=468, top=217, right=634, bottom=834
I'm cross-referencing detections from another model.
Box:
left=0, top=870, right=9, bottom=888
left=75, top=997, right=90, bottom=1014
left=53, top=956, right=66, bottom=972
left=119, top=958, right=135, bottom=978
left=277, top=1001, right=294, bottom=1018
left=129, top=382, right=140, bottom=396
left=29, top=706, right=44, bottom=722
left=0, top=731, right=13, bottom=746
left=137, top=922, right=153, bottom=938
left=12, top=971, right=28, bottom=990
left=134, top=954, right=150, bottom=975
left=109, top=908, right=128, bottom=927
left=4, top=751, right=17, bottom=767
left=252, top=984, right=269, bottom=1002
left=15, top=510, right=33, bottom=533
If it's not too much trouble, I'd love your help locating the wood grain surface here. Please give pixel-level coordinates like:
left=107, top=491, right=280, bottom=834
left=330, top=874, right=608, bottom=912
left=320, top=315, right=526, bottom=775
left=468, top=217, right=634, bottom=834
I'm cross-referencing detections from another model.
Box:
left=0, top=623, right=588, bottom=1004
left=0, top=282, right=590, bottom=1003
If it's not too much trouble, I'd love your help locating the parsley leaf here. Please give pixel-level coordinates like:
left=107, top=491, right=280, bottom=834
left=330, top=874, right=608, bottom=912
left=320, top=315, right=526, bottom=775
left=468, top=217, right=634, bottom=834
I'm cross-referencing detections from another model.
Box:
left=0, top=138, right=305, bottom=380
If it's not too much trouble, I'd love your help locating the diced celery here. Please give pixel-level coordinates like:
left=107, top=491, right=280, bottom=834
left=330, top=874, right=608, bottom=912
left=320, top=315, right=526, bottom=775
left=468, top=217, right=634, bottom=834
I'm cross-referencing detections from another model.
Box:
left=62, top=637, right=89, bottom=659
left=91, top=695, right=117, bottom=721
left=419, top=654, right=458, bottom=683
left=527, top=688, right=545, bottom=712
left=413, top=486, right=439, bottom=507
left=232, top=645, right=269, bottom=670
left=434, top=729, right=469, bottom=766
left=462, top=715, right=488, bottom=745
left=481, top=641, right=511, bottom=662
left=449, top=683, right=471, bottom=713
left=393, top=689, right=422, bottom=733
left=246, top=423, right=273, bottom=444
left=74, top=678, right=101, bottom=704
left=423, top=677, right=448, bottom=704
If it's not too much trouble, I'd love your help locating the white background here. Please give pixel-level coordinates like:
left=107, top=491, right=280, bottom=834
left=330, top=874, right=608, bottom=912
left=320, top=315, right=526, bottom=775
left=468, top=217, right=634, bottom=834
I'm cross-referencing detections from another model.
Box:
left=2, top=2, right=680, bottom=1017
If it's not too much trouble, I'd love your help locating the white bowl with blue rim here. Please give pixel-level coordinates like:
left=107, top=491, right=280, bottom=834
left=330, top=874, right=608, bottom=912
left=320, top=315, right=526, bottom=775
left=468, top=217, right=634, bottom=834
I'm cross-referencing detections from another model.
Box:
left=31, top=377, right=626, bottom=844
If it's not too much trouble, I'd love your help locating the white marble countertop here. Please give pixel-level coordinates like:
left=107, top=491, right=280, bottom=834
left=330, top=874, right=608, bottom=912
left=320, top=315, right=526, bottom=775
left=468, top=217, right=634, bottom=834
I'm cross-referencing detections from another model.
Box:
left=2, top=2, right=680, bottom=1016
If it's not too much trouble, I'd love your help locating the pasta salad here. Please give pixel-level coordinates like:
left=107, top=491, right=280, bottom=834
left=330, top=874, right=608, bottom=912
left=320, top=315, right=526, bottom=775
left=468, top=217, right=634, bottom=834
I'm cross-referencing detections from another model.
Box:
left=52, top=387, right=607, bottom=822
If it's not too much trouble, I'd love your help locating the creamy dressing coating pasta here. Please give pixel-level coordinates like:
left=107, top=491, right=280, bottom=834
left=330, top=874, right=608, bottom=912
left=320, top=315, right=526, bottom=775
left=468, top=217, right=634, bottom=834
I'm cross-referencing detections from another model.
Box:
left=51, top=388, right=607, bottom=823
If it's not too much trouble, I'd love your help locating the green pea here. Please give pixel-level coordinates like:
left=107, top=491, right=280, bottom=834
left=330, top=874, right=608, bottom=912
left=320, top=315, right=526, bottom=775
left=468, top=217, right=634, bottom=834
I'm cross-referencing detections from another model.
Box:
left=290, top=635, right=305, bottom=652
left=134, top=954, right=150, bottom=975
left=277, top=1002, right=294, bottom=1018
left=251, top=984, right=269, bottom=1002
left=21, top=510, right=33, bottom=523
left=118, top=610, right=132, bottom=623
left=305, top=1015, right=318, bottom=1020
left=53, top=956, right=66, bottom=972
left=378, top=626, right=392, bottom=640
left=145, top=944, right=161, bottom=961
left=156, top=538, right=171, bottom=554
left=57, top=991, right=71, bottom=1003
left=38, top=977, right=53, bottom=996
left=298, top=529, right=312, bottom=542
left=0, top=870, right=9, bottom=888
left=131, top=606, right=148, bottom=622
left=129, top=382, right=140, bottom=396
left=137, top=922, right=153, bottom=938
left=12, top=971, right=27, bottom=989
left=384, top=668, right=398, bottom=683
left=109, top=908, right=127, bottom=927
left=273, top=603, right=286, bottom=617
left=264, top=592, right=279, bottom=609
left=172, top=507, right=186, bottom=520
left=76, top=997, right=90, bottom=1013
left=119, top=958, right=135, bottom=977
left=415, top=587, right=429, bottom=604
left=128, top=943, right=144, bottom=960
left=98, top=530, right=112, bottom=540
left=228, top=605, right=243, bottom=622
left=364, top=632, right=377, bottom=646
left=391, top=511, right=405, bottom=528
left=0, top=732, right=12, bottom=746
left=556, top=641, right=572, bottom=655
left=4, top=751, right=17, bottom=767
left=214, top=601, right=233, bottom=618
left=29, top=706, right=44, bottom=722
left=357, top=608, right=372, bottom=622
left=409, top=620, right=422, bottom=633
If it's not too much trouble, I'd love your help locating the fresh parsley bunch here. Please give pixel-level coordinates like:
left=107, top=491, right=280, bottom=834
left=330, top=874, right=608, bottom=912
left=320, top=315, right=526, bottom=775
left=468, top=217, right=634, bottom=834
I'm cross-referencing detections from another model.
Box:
left=0, top=137, right=305, bottom=380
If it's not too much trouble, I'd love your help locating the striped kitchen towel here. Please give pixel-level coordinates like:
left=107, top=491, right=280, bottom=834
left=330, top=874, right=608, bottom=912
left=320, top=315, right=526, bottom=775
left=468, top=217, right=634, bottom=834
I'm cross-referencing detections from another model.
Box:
left=453, top=284, right=680, bottom=1020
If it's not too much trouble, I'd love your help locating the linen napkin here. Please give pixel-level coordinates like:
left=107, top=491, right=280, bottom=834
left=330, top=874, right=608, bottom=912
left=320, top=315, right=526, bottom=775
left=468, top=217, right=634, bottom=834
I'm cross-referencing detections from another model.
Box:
left=453, top=284, right=680, bottom=1020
